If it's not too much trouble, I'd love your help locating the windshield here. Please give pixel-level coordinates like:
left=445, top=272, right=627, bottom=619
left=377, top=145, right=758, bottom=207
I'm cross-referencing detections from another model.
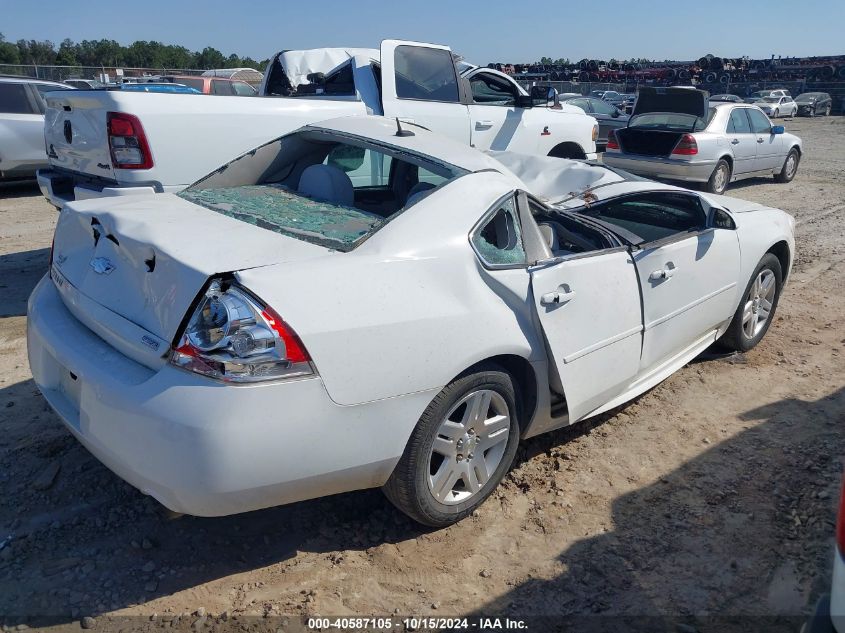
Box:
left=795, top=94, right=819, bottom=103
left=630, top=107, right=716, bottom=131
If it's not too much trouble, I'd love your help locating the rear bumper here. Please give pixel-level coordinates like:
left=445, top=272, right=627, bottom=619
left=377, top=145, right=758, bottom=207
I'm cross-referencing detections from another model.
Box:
left=37, top=168, right=184, bottom=208
left=602, top=153, right=717, bottom=182
left=27, top=275, right=434, bottom=516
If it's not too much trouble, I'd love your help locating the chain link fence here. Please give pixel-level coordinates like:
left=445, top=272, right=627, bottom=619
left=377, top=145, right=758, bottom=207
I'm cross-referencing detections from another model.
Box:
left=0, top=64, right=207, bottom=82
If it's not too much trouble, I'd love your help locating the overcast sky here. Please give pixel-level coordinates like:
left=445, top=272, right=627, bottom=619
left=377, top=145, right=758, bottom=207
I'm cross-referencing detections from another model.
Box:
left=4, top=0, right=844, bottom=64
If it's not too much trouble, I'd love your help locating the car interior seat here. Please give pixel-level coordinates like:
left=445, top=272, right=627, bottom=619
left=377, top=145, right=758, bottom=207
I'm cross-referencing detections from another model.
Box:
left=298, top=164, right=355, bottom=206
left=404, top=182, right=436, bottom=207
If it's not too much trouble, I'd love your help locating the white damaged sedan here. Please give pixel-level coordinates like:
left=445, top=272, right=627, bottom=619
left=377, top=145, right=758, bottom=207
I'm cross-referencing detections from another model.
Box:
left=28, top=117, right=795, bottom=527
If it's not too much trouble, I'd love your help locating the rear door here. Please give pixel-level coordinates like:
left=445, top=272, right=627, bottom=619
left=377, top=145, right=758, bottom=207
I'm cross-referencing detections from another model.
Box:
left=530, top=248, right=643, bottom=423
left=0, top=82, right=45, bottom=173
left=380, top=40, right=471, bottom=144
left=726, top=107, right=757, bottom=175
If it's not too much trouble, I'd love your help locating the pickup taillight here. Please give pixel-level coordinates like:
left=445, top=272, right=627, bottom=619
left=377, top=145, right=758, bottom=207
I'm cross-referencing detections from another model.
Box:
left=671, top=133, right=698, bottom=156
left=606, top=129, right=620, bottom=151
left=107, top=112, right=153, bottom=170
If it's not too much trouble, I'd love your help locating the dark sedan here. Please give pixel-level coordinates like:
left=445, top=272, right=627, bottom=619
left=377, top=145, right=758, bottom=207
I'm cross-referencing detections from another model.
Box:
left=794, top=92, right=832, bottom=117
left=560, top=95, right=630, bottom=150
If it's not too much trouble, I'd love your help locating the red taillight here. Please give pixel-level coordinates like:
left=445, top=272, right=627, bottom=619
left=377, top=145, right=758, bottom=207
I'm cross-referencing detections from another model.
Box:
left=606, top=129, right=620, bottom=151
left=106, top=112, right=153, bottom=170
left=672, top=133, right=698, bottom=156
left=261, top=308, right=310, bottom=363
left=837, top=477, right=845, bottom=553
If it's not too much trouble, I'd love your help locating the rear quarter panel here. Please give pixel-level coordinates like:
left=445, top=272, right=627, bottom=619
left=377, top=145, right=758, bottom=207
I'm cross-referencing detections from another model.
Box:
left=236, top=172, right=547, bottom=406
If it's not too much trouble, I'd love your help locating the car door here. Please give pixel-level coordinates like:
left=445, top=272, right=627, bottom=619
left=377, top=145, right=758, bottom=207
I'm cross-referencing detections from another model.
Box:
left=525, top=203, right=643, bottom=422
left=747, top=107, right=783, bottom=172
left=380, top=40, right=471, bottom=144
left=782, top=97, right=796, bottom=116
left=725, top=107, right=757, bottom=175
left=463, top=70, right=526, bottom=152
left=588, top=97, right=627, bottom=144
left=0, top=82, right=47, bottom=174
left=606, top=192, right=741, bottom=371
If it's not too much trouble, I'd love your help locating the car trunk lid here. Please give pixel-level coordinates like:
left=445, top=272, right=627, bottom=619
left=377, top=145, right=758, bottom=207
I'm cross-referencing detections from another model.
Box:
left=614, top=128, right=689, bottom=157
left=631, top=87, right=709, bottom=119
left=50, top=193, right=331, bottom=367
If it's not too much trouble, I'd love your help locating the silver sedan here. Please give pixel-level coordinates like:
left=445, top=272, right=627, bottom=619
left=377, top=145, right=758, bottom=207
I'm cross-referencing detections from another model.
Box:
left=603, top=88, right=803, bottom=195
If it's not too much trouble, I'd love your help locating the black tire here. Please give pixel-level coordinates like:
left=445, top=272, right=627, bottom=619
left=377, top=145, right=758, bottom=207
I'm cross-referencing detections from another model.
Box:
left=705, top=159, right=731, bottom=194
left=824, top=106, right=831, bottom=116
left=774, top=148, right=800, bottom=183
left=773, top=108, right=779, bottom=118
left=718, top=253, right=783, bottom=352
left=382, top=365, right=521, bottom=527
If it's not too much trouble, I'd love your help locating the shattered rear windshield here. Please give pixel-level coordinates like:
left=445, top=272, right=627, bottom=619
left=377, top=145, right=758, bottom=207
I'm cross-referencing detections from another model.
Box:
left=178, top=185, right=384, bottom=252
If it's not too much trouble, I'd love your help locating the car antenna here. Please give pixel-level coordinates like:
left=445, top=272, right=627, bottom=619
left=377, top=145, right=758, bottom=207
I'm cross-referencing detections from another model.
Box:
left=395, top=117, right=415, bottom=137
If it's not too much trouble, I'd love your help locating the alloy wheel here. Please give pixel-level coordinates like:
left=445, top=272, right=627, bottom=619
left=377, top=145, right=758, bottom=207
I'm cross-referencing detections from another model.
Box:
left=784, top=153, right=797, bottom=179
left=713, top=164, right=729, bottom=193
left=741, top=269, right=776, bottom=339
left=427, top=389, right=511, bottom=505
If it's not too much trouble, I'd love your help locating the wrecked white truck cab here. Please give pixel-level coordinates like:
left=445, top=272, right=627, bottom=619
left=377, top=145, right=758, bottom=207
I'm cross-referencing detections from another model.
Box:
left=29, top=117, right=794, bottom=527
left=37, top=39, right=598, bottom=207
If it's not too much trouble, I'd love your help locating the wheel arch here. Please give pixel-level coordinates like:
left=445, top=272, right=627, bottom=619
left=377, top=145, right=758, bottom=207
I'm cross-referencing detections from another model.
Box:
left=548, top=142, right=587, bottom=160
left=766, top=240, right=792, bottom=284
left=456, top=354, right=539, bottom=434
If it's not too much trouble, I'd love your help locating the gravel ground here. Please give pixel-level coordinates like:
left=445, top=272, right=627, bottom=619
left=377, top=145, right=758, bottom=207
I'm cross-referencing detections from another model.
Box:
left=0, top=117, right=843, bottom=632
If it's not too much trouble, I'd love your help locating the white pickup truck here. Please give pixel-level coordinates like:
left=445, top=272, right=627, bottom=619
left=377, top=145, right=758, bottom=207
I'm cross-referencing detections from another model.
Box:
left=37, top=39, right=598, bottom=207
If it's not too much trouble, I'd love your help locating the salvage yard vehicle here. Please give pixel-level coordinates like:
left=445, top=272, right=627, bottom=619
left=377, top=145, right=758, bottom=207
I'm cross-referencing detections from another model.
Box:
left=603, top=87, right=803, bottom=194
left=794, top=92, right=832, bottom=117
left=709, top=94, right=743, bottom=103
left=559, top=95, right=629, bottom=150
left=0, top=76, right=73, bottom=181
left=28, top=116, right=795, bottom=527
left=160, top=75, right=257, bottom=96
left=36, top=39, right=598, bottom=207
left=755, top=95, right=798, bottom=118
left=744, top=89, right=791, bottom=103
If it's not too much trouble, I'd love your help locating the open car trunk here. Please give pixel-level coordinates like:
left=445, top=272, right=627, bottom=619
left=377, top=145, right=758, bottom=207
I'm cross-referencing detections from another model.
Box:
left=616, top=87, right=709, bottom=157
left=614, top=128, right=686, bottom=157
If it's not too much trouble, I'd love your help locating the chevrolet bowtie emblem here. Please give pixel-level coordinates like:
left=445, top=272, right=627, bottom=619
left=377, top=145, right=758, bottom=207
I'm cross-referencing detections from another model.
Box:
left=90, top=257, right=116, bottom=275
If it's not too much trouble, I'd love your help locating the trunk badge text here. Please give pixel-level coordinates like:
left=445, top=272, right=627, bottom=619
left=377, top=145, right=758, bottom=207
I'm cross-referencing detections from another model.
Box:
left=90, top=257, right=116, bottom=275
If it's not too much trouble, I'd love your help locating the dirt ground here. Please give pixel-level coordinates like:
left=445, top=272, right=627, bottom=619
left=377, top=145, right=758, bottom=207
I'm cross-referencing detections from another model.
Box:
left=1, top=117, right=844, bottom=632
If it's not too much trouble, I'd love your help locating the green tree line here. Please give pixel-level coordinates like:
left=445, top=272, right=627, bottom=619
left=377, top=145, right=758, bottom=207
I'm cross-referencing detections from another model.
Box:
left=0, top=33, right=267, bottom=70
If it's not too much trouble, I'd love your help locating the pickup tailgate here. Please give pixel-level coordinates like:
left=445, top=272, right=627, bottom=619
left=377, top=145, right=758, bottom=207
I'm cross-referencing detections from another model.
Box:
left=50, top=193, right=331, bottom=367
left=44, top=91, right=115, bottom=180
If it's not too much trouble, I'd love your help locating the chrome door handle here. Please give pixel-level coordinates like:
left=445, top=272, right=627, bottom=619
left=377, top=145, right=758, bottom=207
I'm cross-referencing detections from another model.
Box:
left=649, top=268, right=676, bottom=281
left=730, top=138, right=740, bottom=145
left=540, top=290, right=576, bottom=305
left=475, top=120, right=494, bottom=129
left=757, top=138, right=765, bottom=143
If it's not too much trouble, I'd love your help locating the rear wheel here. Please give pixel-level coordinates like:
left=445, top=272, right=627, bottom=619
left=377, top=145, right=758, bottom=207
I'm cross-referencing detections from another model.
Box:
left=718, top=254, right=783, bottom=352
left=383, top=366, right=520, bottom=527
left=705, top=159, right=731, bottom=194
left=824, top=105, right=832, bottom=116
left=775, top=148, right=799, bottom=183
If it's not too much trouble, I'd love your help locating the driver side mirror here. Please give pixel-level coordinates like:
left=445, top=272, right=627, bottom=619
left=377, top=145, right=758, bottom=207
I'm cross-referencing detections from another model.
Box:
left=529, top=85, right=560, bottom=108
left=771, top=125, right=785, bottom=135
left=709, top=207, right=736, bottom=230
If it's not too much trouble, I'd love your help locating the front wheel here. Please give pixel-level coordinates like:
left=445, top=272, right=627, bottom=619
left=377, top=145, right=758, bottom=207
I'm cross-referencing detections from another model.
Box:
left=705, top=159, right=731, bottom=194
left=824, top=106, right=831, bottom=116
left=718, top=254, right=783, bottom=352
left=383, top=365, right=520, bottom=527
left=775, top=148, right=799, bottom=183
left=773, top=108, right=780, bottom=118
